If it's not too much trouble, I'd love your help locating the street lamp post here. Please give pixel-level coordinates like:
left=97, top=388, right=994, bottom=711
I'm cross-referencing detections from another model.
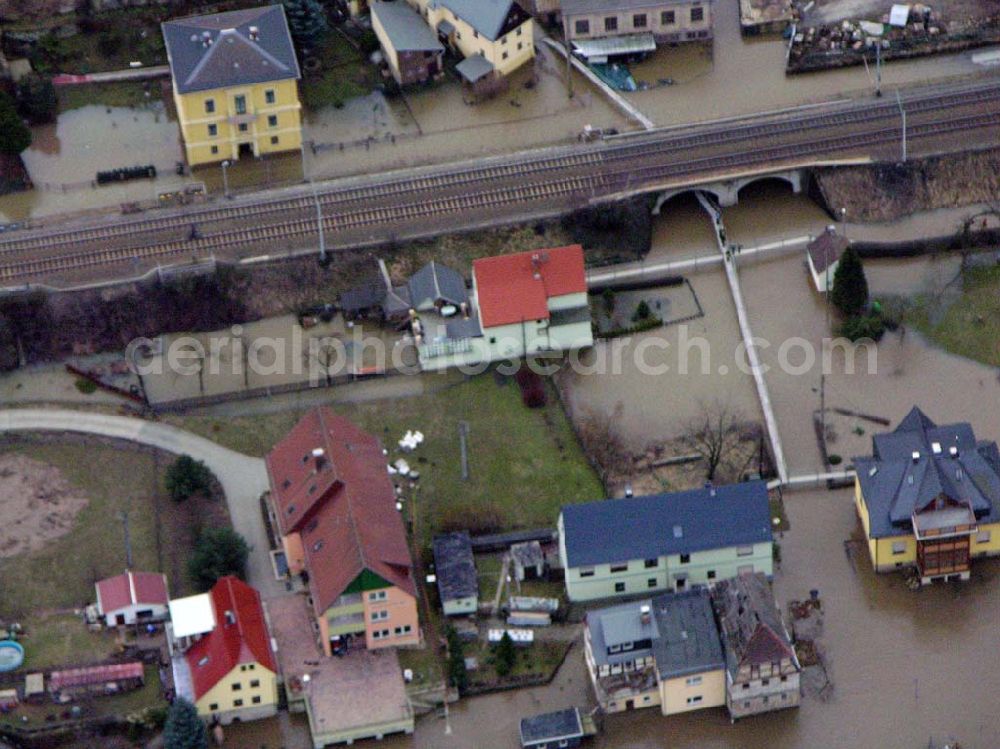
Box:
left=220, top=159, right=231, bottom=199
left=895, top=90, right=907, bottom=163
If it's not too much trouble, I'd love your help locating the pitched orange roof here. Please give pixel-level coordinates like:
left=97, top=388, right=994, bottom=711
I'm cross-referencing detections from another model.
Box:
left=96, top=571, right=169, bottom=613
left=265, top=408, right=416, bottom=617
left=473, top=245, right=587, bottom=328
left=185, top=576, right=275, bottom=701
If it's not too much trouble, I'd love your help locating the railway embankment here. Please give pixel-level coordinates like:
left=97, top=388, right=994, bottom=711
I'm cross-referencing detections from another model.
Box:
left=813, top=146, right=1000, bottom=223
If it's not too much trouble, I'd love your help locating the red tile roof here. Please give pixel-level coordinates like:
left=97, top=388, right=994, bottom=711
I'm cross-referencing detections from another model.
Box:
left=185, top=576, right=276, bottom=701
left=50, top=662, right=144, bottom=691
left=473, top=245, right=587, bottom=328
left=265, top=408, right=417, bottom=617
left=96, top=571, right=169, bottom=614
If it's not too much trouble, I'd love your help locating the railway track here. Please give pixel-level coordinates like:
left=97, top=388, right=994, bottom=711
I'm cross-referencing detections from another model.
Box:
left=3, top=102, right=997, bottom=284
left=4, top=78, right=1000, bottom=259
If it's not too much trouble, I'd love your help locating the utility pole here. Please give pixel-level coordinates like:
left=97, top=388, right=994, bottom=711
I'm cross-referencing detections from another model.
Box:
left=118, top=510, right=133, bottom=569
left=311, top=179, right=327, bottom=264
left=220, top=159, right=231, bottom=199
left=895, top=90, right=907, bottom=163
left=562, top=16, right=574, bottom=99
left=875, top=42, right=882, bottom=97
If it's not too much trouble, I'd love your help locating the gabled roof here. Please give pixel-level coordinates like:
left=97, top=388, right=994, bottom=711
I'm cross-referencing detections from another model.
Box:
left=854, top=406, right=1000, bottom=538
left=185, top=577, right=276, bottom=701
left=95, top=571, right=169, bottom=614
left=162, top=5, right=300, bottom=95
left=407, top=261, right=468, bottom=311
left=456, top=54, right=496, bottom=83
left=586, top=598, right=658, bottom=669
left=473, top=245, right=587, bottom=328
left=432, top=532, right=478, bottom=603
left=265, top=408, right=417, bottom=617
left=560, top=480, right=772, bottom=569
left=711, top=573, right=797, bottom=679
left=372, top=1, right=446, bottom=52
left=439, top=0, right=531, bottom=41
left=806, top=227, right=848, bottom=274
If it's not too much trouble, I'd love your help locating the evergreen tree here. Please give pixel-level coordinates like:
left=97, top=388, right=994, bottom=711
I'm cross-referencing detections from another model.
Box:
left=494, top=631, right=516, bottom=677
left=830, top=245, right=869, bottom=318
left=0, top=93, right=31, bottom=155
left=188, top=527, right=250, bottom=591
left=16, top=74, right=58, bottom=125
left=282, top=0, right=329, bottom=55
left=445, top=627, right=468, bottom=692
left=165, top=454, right=214, bottom=502
left=163, top=698, right=208, bottom=749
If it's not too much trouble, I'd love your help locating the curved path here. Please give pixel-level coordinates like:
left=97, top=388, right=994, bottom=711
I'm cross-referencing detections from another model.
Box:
left=0, top=409, right=281, bottom=596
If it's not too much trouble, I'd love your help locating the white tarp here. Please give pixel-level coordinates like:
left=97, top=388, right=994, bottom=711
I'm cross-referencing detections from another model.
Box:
left=889, top=4, right=911, bottom=27
left=860, top=20, right=884, bottom=36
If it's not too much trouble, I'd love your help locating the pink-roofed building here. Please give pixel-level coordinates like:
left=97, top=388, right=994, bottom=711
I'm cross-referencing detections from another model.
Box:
left=95, top=571, right=169, bottom=627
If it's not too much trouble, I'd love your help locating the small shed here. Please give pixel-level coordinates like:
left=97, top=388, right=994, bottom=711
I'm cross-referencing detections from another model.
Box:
left=432, top=532, right=479, bottom=616
left=371, top=0, right=445, bottom=86
left=511, top=540, right=545, bottom=581
left=805, top=227, right=849, bottom=293
left=49, top=662, right=145, bottom=698
left=0, top=689, right=18, bottom=709
left=95, top=571, right=169, bottom=627
left=24, top=673, right=45, bottom=702
left=519, top=707, right=584, bottom=749
left=456, top=54, right=507, bottom=100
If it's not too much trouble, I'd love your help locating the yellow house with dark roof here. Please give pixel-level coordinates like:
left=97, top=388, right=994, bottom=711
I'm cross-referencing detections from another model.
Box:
left=162, top=5, right=303, bottom=167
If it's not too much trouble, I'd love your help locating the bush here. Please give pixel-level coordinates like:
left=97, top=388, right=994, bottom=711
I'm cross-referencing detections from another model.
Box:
left=839, top=314, right=886, bottom=343
left=358, top=29, right=380, bottom=56
left=0, top=93, right=31, bottom=155
left=827, top=454, right=843, bottom=465
left=165, top=455, right=214, bottom=502
left=16, top=74, right=58, bottom=125
left=188, top=527, right=250, bottom=591
left=493, top=631, right=516, bottom=677
left=561, top=197, right=653, bottom=260
left=97, top=32, right=124, bottom=59
left=74, top=378, right=98, bottom=394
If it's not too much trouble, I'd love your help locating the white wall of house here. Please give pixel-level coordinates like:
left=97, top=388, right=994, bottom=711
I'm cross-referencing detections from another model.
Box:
left=103, top=603, right=169, bottom=627
left=559, top=515, right=773, bottom=602
left=442, top=595, right=478, bottom=616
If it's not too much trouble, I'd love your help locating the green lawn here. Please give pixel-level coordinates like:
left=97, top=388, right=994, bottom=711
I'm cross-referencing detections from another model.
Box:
left=19, top=614, right=119, bottom=671
left=299, top=31, right=378, bottom=111
left=169, top=374, right=604, bottom=549
left=911, top=266, right=1000, bottom=367
left=0, top=442, right=226, bottom=618
left=57, top=81, right=156, bottom=112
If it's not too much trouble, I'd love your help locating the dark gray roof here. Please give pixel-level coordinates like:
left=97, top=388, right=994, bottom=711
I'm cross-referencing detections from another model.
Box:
left=162, top=5, right=300, bottom=95
left=340, top=275, right=386, bottom=313
left=439, top=0, right=531, bottom=41
left=586, top=599, right=658, bottom=669
left=432, top=532, right=478, bottom=603
left=511, top=540, right=544, bottom=568
left=853, top=406, right=1000, bottom=538
left=650, top=589, right=725, bottom=680
left=562, top=0, right=700, bottom=15
left=806, top=228, right=848, bottom=273
left=407, top=261, right=468, bottom=311
left=711, top=573, right=797, bottom=679
left=456, top=54, right=496, bottom=83
left=560, top=481, right=772, bottom=569
left=519, top=708, right=583, bottom=746
left=372, top=1, right=445, bottom=52
left=445, top=315, right=482, bottom=339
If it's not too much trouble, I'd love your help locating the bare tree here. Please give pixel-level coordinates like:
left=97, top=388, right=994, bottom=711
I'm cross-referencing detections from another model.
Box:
left=681, top=400, right=747, bottom=483
left=577, top=403, right=630, bottom=483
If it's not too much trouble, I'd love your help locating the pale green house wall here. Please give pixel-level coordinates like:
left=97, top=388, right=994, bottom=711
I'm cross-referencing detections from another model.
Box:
left=558, top=514, right=773, bottom=603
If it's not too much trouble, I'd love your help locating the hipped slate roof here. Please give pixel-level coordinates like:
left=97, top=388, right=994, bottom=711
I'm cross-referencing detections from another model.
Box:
left=853, top=406, right=1000, bottom=538
left=587, top=599, right=659, bottom=670
left=372, top=1, right=446, bottom=52
left=185, top=576, right=276, bottom=701
left=438, top=0, right=531, bottom=41
left=432, top=532, right=478, bottom=603
left=265, top=408, right=416, bottom=616
left=560, top=480, right=772, bottom=568
left=162, top=5, right=300, bottom=95
left=711, top=572, right=797, bottom=680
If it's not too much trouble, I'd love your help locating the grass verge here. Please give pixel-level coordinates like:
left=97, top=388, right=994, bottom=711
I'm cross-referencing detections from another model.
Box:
left=910, top=266, right=1000, bottom=367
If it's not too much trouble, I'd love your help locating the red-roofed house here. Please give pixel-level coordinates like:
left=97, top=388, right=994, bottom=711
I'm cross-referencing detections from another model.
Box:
left=417, top=244, right=593, bottom=370
left=95, top=571, right=169, bottom=627
left=168, top=576, right=278, bottom=725
left=265, top=408, right=420, bottom=655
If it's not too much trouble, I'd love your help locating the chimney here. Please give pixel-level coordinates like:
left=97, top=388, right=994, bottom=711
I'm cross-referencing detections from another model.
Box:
left=624, top=484, right=633, bottom=499
left=202, top=31, right=213, bottom=48
left=224, top=610, right=236, bottom=625
left=639, top=604, right=651, bottom=625
left=704, top=481, right=716, bottom=497
left=949, top=446, right=959, bottom=459
left=931, top=442, right=941, bottom=455
left=911, top=451, right=920, bottom=463
left=312, top=447, right=325, bottom=458
left=249, top=25, right=260, bottom=41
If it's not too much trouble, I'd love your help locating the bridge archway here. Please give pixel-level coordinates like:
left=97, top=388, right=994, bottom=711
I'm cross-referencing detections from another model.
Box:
left=652, top=169, right=806, bottom=213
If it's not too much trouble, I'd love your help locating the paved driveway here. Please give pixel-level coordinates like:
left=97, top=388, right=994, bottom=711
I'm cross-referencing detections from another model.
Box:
left=0, top=409, right=281, bottom=596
